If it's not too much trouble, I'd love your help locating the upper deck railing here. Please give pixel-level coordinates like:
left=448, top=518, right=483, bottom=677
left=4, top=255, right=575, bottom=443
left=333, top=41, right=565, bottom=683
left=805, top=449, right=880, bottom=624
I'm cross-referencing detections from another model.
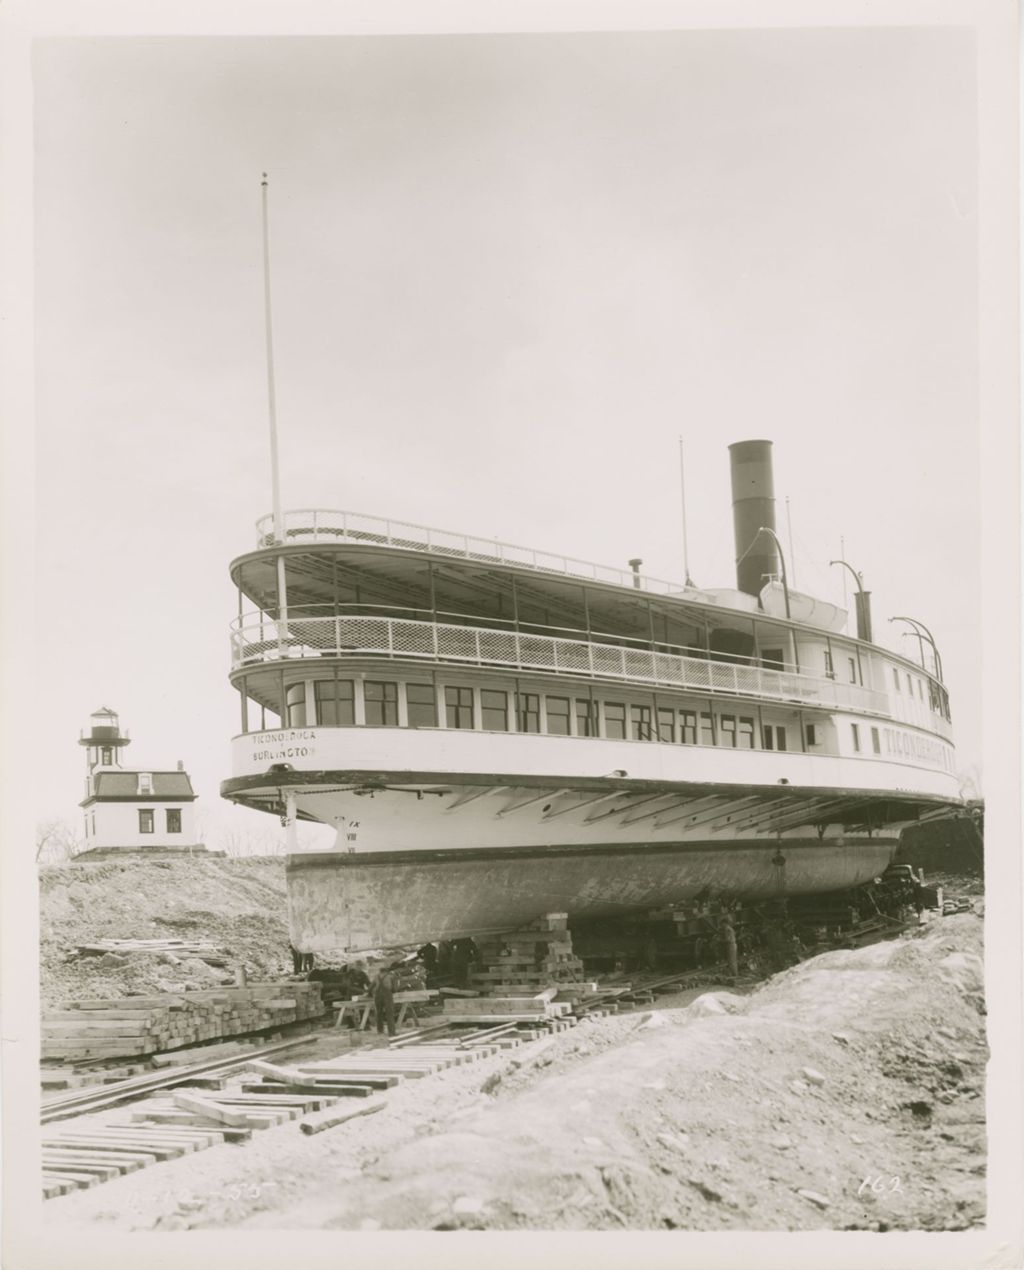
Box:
left=230, top=611, right=902, bottom=720
left=254, top=508, right=693, bottom=596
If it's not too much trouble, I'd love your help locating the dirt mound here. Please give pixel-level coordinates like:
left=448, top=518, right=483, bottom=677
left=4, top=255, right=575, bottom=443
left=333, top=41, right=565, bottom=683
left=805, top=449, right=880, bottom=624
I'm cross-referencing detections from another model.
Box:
left=255, top=914, right=986, bottom=1232
left=39, top=856, right=293, bottom=1008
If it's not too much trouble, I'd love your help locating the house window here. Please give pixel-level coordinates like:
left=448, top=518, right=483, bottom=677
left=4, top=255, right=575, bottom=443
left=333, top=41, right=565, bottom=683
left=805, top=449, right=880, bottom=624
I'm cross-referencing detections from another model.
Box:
left=893, top=668, right=901, bottom=692
left=101, top=747, right=112, bottom=766
left=763, top=725, right=787, bottom=751
left=364, top=681, right=398, bottom=727
left=719, top=714, right=738, bottom=747
left=871, top=726, right=881, bottom=754
left=738, top=717, right=755, bottom=749
left=657, top=708, right=675, bottom=743
left=481, top=689, right=509, bottom=731
left=679, top=711, right=697, bottom=745
left=285, top=682, right=307, bottom=726
left=406, top=683, right=436, bottom=728
left=516, top=693, right=540, bottom=733
left=824, top=651, right=835, bottom=679
left=699, top=713, right=715, bottom=746
left=446, top=686, right=475, bottom=730
left=138, top=809, right=154, bottom=834
left=604, top=702, right=627, bottom=740
left=315, top=680, right=354, bottom=726
left=805, top=724, right=818, bottom=747
left=576, top=699, right=597, bottom=737
left=630, top=705, right=653, bottom=741
left=137, top=772, right=153, bottom=795
left=851, top=723, right=861, bottom=752
left=546, top=697, right=571, bottom=736
left=166, top=809, right=181, bottom=833
left=761, top=649, right=784, bottom=670
left=848, top=658, right=857, bottom=684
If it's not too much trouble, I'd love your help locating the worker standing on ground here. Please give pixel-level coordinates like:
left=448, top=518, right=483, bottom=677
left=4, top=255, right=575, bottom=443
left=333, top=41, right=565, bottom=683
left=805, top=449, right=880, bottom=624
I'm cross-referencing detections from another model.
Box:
left=721, top=914, right=739, bottom=980
left=417, top=943, right=439, bottom=979
left=347, top=960, right=370, bottom=997
left=373, top=963, right=399, bottom=1038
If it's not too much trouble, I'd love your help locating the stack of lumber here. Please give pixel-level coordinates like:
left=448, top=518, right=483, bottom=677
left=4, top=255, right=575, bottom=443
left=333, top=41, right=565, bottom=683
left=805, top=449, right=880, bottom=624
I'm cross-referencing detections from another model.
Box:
left=41, top=983, right=325, bottom=1062
left=441, top=990, right=573, bottom=1025
left=470, top=912, right=586, bottom=994
left=75, top=938, right=225, bottom=960
left=42, top=1122, right=233, bottom=1198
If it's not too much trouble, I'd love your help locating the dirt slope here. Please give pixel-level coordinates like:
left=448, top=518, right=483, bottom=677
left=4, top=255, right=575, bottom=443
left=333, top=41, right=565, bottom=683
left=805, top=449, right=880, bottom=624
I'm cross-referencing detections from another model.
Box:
left=38, top=856, right=292, bottom=1007
left=285, top=913, right=987, bottom=1232
left=44, top=913, right=987, bottom=1233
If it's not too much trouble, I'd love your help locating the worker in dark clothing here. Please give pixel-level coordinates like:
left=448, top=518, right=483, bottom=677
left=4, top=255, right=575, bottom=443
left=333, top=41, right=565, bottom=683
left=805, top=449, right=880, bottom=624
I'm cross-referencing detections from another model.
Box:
left=720, top=915, right=739, bottom=980
left=450, top=941, right=468, bottom=987
left=417, top=943, right=439, bottom=975
left=289, top=943, right=313, bottom=974
left=373, top=964, right=400, bottom=1037
left=347, top=961, right=370, bottom=996
left=451, top=938, right=478, bottom=987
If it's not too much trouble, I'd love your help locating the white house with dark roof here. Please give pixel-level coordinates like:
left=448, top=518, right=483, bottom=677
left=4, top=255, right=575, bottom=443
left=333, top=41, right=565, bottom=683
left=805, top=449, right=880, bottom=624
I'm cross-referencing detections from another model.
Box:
left=78, top=707, right=200, bottom=851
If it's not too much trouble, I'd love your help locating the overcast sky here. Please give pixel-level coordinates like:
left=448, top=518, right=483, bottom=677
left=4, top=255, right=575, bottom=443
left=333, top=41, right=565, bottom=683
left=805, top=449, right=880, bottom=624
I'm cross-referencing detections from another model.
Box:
left=34, top=29, right=982, bottom=844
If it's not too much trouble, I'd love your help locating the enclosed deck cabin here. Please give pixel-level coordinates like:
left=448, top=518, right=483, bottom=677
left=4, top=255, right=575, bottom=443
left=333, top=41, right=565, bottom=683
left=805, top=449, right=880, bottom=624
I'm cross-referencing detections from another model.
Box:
left=223, top=509, right=958, bottom=821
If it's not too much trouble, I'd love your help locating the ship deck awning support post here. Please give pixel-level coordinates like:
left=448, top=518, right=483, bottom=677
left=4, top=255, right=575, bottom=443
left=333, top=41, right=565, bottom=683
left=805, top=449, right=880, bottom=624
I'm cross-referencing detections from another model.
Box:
left=889, top=616, right=943, bottom=683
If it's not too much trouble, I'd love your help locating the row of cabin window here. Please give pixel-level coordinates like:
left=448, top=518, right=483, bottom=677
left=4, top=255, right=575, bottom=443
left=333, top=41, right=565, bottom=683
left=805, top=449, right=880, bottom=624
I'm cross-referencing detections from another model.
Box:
left=138, top=809, right=181, bottom=833
left=850, top=723, right=883, bottom=755
left=828, top=654, right=938, bottom=716
left=893, top=667, right=926, bottom=700
left=282, top=679, right=797, bottom=750
left=893, top=666, right=950, bottom=721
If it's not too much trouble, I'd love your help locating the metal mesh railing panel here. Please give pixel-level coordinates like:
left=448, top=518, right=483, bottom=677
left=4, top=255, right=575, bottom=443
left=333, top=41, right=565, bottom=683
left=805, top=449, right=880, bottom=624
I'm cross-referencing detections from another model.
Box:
left=229, top=613, right=897, bottom=721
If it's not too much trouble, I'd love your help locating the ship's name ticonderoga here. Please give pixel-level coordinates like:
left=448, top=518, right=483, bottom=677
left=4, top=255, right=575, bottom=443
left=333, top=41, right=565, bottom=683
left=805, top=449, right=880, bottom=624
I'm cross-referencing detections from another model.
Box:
left=882, top=727, right=954, bottom=771
left=249, top=728, right=318, bottom=762
left=250, top=729, right=317, bottom=745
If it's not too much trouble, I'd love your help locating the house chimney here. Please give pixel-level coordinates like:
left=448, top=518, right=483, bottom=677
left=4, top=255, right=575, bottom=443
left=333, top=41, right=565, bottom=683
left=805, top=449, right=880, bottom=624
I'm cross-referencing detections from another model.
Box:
left=729, top=440, right=778, bottom=597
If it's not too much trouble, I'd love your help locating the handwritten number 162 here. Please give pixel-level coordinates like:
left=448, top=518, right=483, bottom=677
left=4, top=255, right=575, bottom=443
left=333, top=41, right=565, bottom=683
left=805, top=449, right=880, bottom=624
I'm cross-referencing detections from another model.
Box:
left=858, top=1176, right=902, bottom=1195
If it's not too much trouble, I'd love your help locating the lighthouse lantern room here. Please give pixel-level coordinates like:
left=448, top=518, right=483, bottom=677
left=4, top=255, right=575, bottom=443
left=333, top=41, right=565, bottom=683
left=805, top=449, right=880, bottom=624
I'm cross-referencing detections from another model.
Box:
left=78, top=707, right=200, bottom=853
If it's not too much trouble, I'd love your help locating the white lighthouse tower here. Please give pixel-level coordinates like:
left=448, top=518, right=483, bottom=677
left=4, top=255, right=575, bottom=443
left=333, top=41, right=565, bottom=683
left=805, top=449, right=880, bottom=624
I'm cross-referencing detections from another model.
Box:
left=78, top=707, right=201, bottom=855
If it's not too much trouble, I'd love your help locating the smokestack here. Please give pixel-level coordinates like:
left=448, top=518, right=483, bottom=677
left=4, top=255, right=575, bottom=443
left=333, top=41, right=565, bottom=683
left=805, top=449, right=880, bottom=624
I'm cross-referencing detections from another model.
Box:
left=729, top=440, right=778, bottom=597
left=854, top=589, right=873, bottom=643
left=628, top=558, right=643, bottom=589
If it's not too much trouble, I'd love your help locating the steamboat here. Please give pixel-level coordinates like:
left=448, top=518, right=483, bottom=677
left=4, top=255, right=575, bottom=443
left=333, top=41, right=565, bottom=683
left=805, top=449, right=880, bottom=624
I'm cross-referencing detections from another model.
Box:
left=220, top=440, right=961, bottom=952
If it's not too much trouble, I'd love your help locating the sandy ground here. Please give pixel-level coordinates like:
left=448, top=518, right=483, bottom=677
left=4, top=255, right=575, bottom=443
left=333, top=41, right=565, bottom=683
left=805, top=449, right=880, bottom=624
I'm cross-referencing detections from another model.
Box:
left=44, top=912, right=986, bottom=1233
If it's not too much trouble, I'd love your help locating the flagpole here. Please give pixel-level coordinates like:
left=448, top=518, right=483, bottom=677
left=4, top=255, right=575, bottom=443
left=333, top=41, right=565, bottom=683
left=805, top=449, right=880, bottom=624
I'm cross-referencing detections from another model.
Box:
left=261, top=172, right=289, bottom=629
left=678, top=437, right=694, bottom=586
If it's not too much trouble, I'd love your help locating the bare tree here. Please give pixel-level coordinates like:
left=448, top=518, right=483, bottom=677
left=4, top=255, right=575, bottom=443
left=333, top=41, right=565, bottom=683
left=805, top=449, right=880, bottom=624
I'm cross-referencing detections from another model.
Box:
left=36, top=819, right=84, bottom=866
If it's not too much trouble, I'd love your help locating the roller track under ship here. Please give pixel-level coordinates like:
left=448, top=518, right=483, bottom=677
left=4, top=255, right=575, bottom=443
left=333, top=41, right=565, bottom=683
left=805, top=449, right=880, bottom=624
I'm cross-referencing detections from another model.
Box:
left=220, top=441, right=962, bottom=951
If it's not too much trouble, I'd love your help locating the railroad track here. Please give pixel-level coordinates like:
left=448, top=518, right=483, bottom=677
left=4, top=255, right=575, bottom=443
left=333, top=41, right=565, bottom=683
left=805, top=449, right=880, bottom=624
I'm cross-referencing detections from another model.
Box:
left=39, top=1012, right=604, bottom=1200
left=40, top=966, right=726, bottom=1200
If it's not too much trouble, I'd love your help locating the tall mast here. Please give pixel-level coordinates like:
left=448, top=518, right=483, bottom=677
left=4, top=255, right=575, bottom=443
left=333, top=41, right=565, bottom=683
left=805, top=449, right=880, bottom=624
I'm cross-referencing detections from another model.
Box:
left=678, top=437, right=694, bottom=587
left=785, top=495, right=797, bottom=586
left=261, top=173, right=289, bottom=628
